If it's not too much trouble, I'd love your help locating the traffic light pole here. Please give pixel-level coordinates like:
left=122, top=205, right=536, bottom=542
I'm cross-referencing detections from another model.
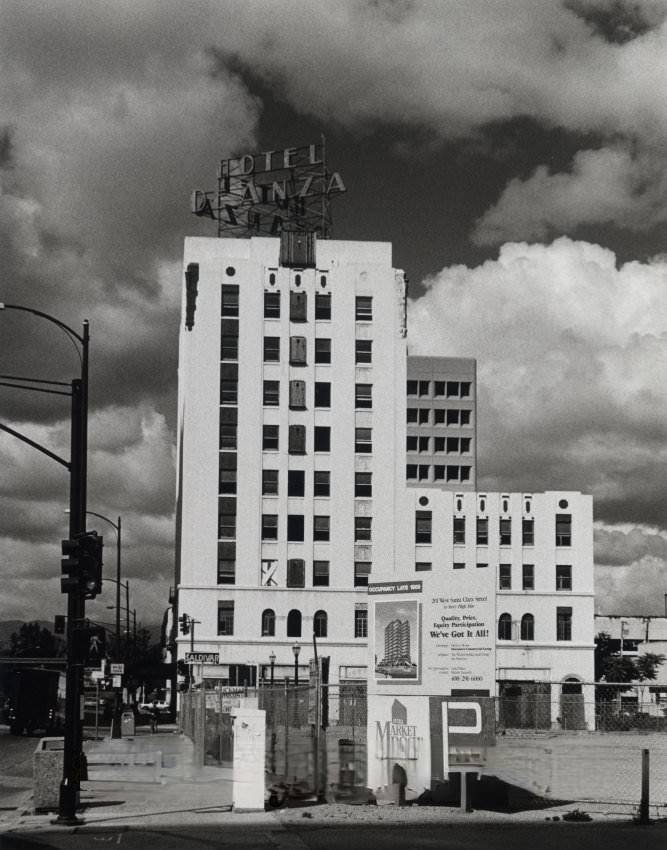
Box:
left=59, top=378, right=86, bottom=823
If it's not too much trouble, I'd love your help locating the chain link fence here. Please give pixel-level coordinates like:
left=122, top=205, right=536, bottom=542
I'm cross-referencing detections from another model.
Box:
left=179, top=684, right=257, bottom=767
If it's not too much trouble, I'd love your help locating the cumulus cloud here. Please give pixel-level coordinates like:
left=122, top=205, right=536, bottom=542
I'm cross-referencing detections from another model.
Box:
left=408, top=237, right=667, bottom=527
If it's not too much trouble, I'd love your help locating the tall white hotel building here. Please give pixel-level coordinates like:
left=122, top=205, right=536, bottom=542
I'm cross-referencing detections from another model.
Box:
left=175, top=232, right=594, bottom=711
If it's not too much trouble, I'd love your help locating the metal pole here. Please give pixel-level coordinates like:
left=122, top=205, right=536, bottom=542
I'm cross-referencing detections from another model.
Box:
left=639, top=748, right=650, bottom=825
left=115, top=518, right=121, bottom=659
left=59, top=375, right=85, bottom=822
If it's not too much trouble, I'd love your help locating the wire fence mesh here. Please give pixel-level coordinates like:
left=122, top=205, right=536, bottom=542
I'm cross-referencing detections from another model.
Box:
left=178, top=680, right=667, bottom=807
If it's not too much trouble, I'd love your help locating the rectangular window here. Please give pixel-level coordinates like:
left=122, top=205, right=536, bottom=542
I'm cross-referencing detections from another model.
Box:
left=289, top=335, right=307, bottom=365
left=314, top=470, right=330, bottom=497
left=290, top=290, right=307, bottom=322
left=415, top=510, right=432, bottom=544
left=355, top=472, right=372, bottom=497
left=418, top=464, right=429, bottom=481
left=407, top=408, right=418, bottom=423
left=354, top=607, right=368, bottom=638
left=434, top=409, right=445, bottom=424
left=289, top=380, right=306, bottom=409
left=476, top=517, right=488, bottom=545
left=434, top=465, right=445, bottom=480
left=355, top=427, right=372, bottom=453
left=556, top=514, right=572, bottom=546
left=219, top=467, right=236, bottom=495
left=315, top=338, right=331, bottom=364
left=354, top=561, right=371, bottom=586
left=218, top=497, right=236, bottom=539
left=476, top=562, right=488, bottom=569
left=313, top=515, right=330, bottom=541
left=556, top=564, right=572, bottom=591
left=406, top=464, right=417, bottom=480
left=221, top=285, right=239, bottom=317
left=499, top=518, right=512, bottom=546
left=287, top=514, right=304, bottom=542
left=460, top=438, right=471, bottom=453
left=313, top=560, right=330, bottom=587
left=453, top=562, right=465, bottom=570
left=221, top=323, right=239, bottom=360
left=522, top=518, right=535, bottom=546
left=453, top=517, right=465, bottom=544
left=434, top=437, right=445, bottom=453
left=315, top=291, right=331, bottom=320
left=355, top=296, right=373, bottom=321
left=263, top=380, right=279, bottom=406
left=499, top=563, right=512, bottom=590
left=460, top=381, right=471, bottom=397
left=418, top=408, right=430, bottom=424
left=355, top=339, right=372, bottom=364
left=314, top=381, right=331, bottom=407
left=220, top=423, right=237, bottom=450
left=287, top=558, right=305, bottom=588
left=314, top=426, right=330, bottom=452
left=264, top=290, right=280, bottom=318
left=288, top=470, right=305, bottom=497
left=434, top=381, right=445, bottom=396
left=419, top=436, right=430, bottom=453
left=355, top=383, right=372, bottom=409
left=407, top=435, right=418, bottom=452
left=446, top=437, right=459, bottom=453
left=220, top=380, right=237, bottom=405
left=522, top=563, right=535, bottom=590
left=406, top=380, right=418, bottom=395
left=261, top=514, right=278, bottom=540
left=262, top=469, right=279, bottom=495
left=354, top=516, right=372, bottom=541
left=263, top=336, right=280, bottom=362
left=460, top=466, right=471, bottom=481
left=263, top=424, right=279, bottom=451
left=446, top=381, right=459, bottom=397
left=217, top=542, right=235, bottom=585
left=460, top=410, right=471, bottom=425
left=418, top=380, right=430, bottom=396
left=557, top=607, right=572, bottom=641
left=415, top=562, right=432, bottom=571
left=446, top=409, right=459, bottom=425
left=288, top=424, right=306, bottom=454
left=217, top=601, right=234, bottom=635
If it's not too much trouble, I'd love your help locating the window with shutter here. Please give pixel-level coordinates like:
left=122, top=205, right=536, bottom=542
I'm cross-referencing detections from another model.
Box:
left=290, top=290, right=307, bottom=322
left=288, top=424, right=306, bottom=454
left=287, top=559, right=305, bottom=587
left=289, top=380, right=306, bottom=409
left=289, top=336, right=307, bottom=365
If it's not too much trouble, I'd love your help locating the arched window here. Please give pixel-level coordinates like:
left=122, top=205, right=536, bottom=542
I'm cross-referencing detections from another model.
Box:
left=287, top=609, right=302, bottom=638
left=520, top=613, right=534, bottom=641
left=498, top=613, right=512, bottom=641
left=261, top=609, right=275, bottom=637
left=313, top=610, right=327, bottom=638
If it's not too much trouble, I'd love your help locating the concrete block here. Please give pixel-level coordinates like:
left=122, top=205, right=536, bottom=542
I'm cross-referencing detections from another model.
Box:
left=33, top=737, right=64, bottom=813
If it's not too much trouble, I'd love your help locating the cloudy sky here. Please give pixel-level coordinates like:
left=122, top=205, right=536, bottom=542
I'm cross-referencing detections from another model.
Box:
left=1, top=0, right=667, bottom=631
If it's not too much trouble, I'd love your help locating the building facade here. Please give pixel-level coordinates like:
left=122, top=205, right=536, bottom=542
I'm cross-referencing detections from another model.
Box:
left=175, top=234, right=407, bottom=686
left=406, top=356, right=477, bottom=490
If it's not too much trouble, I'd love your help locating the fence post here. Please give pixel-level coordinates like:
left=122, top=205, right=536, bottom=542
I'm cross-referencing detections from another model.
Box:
left=284, top=677, right=289, bottom=782
left=638, top=748, right=650, bottom=824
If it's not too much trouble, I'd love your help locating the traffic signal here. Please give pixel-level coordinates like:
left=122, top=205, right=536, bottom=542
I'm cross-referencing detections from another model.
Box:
left=61, top=537, right=81, bottom=594
left=54, top=614, right=66, bottom=635
left=179, top=614, right=190, bottom=635
left=78, top=531, right=104, bottom=599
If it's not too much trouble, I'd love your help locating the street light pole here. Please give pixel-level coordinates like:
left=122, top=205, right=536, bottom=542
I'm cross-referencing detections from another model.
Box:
left=292, top=643, right=300, bottom=686
left=0, top=303, right=89, bottom=824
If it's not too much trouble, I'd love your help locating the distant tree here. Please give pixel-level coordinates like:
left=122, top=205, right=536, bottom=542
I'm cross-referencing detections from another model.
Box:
left=594, top=631, right=615, bottom=680
left=635, top=652, right=666, bottom=682
left=9, top=622, right=62, bottom=658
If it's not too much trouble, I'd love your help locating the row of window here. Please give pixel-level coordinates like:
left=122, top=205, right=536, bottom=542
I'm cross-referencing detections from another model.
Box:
left=260, top=514, right=374, bottom=542
left=222, top=423, right=375, bottom=458
left=407, top=408, right=472, bottom=426
left=218, top=554, right=371, bottom=588
left=407, top=435, right=472, bottom=454
left=222, top=285, right=374, bottom=323
left=406, top=464, right=472, bottom=483
left=251, top=379, right=372, bottom=410
left=498, top=609, right=572, bottom=642
left=250, top=336, right=372, bottom=366
left=218, top=603, right=368, bottom=638
left=499, top=563, right=572, bottom=591
left=449, top=515, right=570, bottom=547
left=407, top=380, right=472, bottom=399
